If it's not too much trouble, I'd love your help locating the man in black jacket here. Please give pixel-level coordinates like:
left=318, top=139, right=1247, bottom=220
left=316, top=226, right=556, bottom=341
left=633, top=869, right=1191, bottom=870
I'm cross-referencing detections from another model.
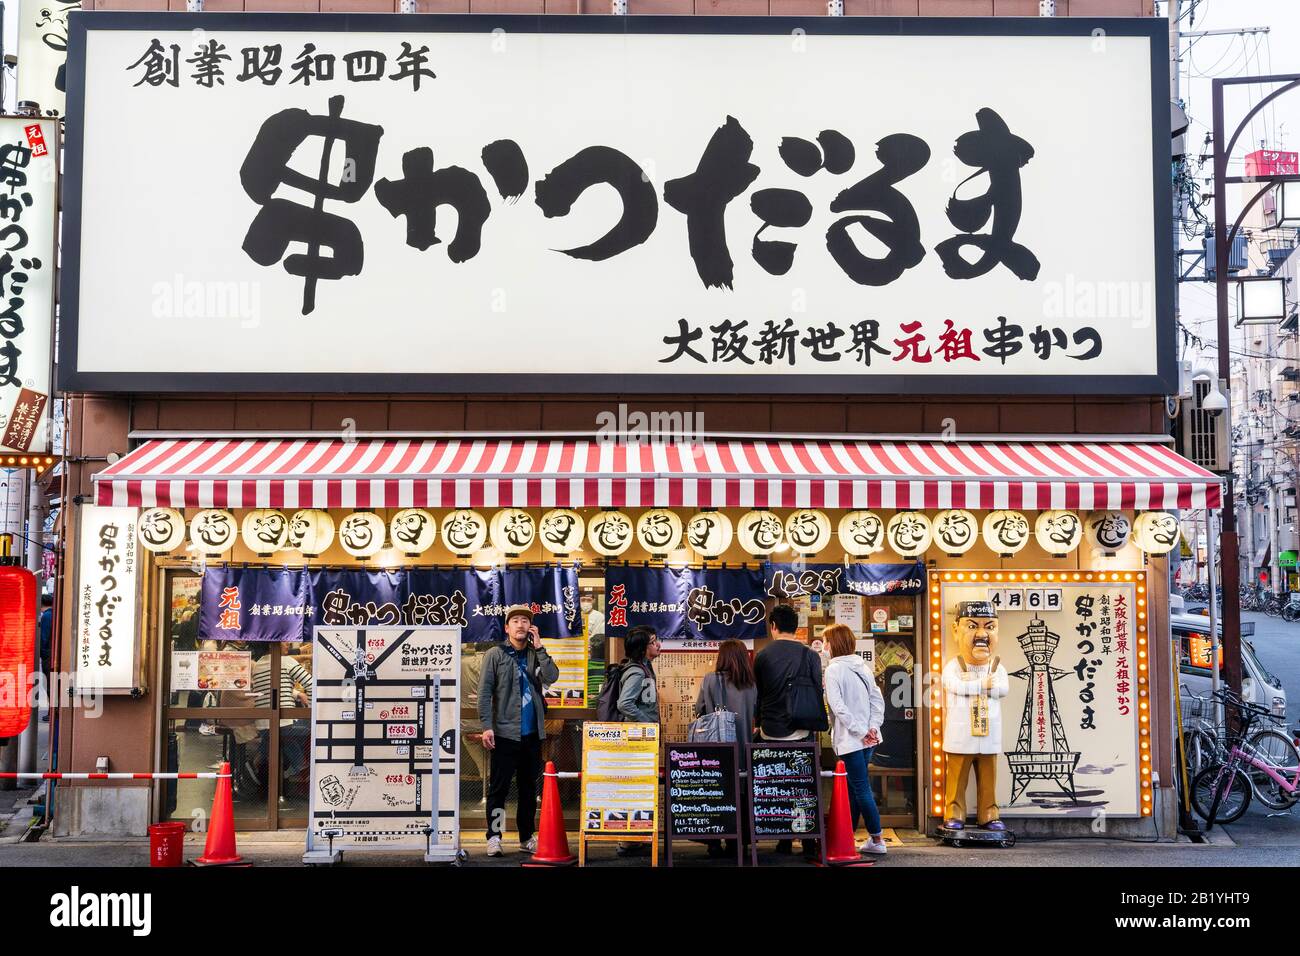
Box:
left=478, top=604, right=560, bottom=857
left=753, top=603, right=824, bottom=858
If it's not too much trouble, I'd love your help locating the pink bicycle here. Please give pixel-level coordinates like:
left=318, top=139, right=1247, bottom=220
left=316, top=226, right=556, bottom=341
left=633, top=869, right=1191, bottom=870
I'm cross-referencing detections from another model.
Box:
left=1192, top=688, right=1300, bottom=828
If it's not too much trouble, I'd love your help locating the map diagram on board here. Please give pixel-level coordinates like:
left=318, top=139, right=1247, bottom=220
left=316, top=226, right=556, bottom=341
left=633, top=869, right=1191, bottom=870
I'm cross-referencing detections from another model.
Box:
left=307, top=627, right=461, bottom=858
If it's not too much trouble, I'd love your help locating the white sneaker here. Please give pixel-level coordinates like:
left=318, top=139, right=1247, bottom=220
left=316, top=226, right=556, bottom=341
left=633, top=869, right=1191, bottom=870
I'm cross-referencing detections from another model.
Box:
left=486, top=836, right=503, bottom=857
left=521, top=834, right=538, bottom=854
left=858, top=838, right=888, bottom=855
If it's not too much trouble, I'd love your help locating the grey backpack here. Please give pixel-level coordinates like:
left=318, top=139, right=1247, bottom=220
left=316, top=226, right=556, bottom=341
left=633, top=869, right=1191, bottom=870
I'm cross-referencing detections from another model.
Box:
left=687, top=673, right=738, bottom=743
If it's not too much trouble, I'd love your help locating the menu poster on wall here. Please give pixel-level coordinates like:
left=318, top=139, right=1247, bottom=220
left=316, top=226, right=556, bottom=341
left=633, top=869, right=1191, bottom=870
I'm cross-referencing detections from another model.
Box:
left=937, top=575, right=1143, bottom=818
left=665, top=743, right=743, bottom=867
left=580, top=722, right=659, bottom=837
left=541, top=637, right=588, bottom=709
left=655, top=651, right=716, bottom=743
left=74, top=504, right=139, bottom=693
left=306, top=626, right=461, bottom=859
left=748, top=743, right=824, bottom=866
left=170, top=650, right=252, bottom=692
left=833, top=595, right=864, bottom=635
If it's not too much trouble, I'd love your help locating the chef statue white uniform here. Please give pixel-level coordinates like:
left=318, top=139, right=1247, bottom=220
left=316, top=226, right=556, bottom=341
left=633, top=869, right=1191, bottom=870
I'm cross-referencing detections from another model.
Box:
left=942, top=600, right=1010, bottom=831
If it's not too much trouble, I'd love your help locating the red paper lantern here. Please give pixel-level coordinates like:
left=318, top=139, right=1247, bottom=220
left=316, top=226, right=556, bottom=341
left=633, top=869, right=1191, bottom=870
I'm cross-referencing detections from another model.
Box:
left=0, top=566, right=36, bottom=737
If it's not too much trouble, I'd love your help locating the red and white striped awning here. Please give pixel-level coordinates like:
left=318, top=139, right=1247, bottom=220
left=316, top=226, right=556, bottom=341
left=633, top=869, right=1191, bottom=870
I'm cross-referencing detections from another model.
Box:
left=93, top=437, right=1221, bottom=511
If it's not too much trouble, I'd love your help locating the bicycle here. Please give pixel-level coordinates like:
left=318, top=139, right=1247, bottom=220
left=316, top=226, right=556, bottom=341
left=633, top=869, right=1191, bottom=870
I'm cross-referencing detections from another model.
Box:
left=1180, top=687, right=1295, bottom=787
left=1191, top=689, right=1300, bottom=828
left=1282, top=596, right=1300, bottom=624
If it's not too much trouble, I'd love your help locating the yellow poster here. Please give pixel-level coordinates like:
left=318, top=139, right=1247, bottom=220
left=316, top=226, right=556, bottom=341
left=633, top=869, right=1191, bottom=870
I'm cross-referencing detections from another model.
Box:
left=580, top=722, right=659, bottom=833
left=542, top=636, right=589, bottom=709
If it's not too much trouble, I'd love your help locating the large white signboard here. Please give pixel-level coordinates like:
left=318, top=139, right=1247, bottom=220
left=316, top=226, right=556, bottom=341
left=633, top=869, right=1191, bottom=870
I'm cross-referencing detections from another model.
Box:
left=307, top=626, right=461, bottom=859
left=74, top=504, right=140, bottom=693
left=936, top=575, right=1144, bottom=818
left=62, top=15, right=1171, bottom=395
left=0, top=117, right=57, bottom=454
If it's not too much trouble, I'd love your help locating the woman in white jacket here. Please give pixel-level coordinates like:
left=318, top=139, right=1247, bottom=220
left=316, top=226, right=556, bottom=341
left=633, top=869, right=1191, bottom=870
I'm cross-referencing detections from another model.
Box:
left=823, top=624, right=887, bottom=856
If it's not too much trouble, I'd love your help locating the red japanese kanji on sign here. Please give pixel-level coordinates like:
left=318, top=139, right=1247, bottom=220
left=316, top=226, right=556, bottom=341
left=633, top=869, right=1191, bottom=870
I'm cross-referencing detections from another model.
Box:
left=23, top=124, right=47, bottom=158
left=217, top=586, right=242, bottom=630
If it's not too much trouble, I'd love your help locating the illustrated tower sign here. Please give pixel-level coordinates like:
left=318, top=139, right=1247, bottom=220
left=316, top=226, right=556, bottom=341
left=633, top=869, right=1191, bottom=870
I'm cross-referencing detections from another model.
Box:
left=1007, top=615, right=1081, bottom=804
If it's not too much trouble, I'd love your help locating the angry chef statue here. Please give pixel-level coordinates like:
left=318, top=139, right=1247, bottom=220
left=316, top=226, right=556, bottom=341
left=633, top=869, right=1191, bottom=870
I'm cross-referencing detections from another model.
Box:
left=942, top=600, right=1009, bottom=832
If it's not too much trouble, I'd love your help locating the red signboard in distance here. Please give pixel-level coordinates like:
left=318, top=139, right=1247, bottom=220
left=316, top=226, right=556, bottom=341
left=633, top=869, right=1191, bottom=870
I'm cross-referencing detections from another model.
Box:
left=1244, top=149, right=1299, bottom=178
left=0, top=566, right=36, bottom=736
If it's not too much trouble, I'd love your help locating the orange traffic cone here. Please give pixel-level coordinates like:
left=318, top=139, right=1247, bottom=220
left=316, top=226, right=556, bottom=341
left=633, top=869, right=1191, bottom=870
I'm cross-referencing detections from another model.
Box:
left=196, top=761, right=245, bottom=866
left=523, top=761, right=576, bottom=867
left=823, top=760, right=872, bottom=867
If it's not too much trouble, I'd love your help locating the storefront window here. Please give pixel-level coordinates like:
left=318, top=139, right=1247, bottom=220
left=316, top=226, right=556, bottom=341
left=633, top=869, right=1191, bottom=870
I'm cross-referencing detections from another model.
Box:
left=162, top=571, right=314, bottom=829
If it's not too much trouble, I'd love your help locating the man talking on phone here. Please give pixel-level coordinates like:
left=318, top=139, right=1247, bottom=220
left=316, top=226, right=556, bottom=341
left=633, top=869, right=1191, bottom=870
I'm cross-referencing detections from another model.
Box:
left=478, top=604, right=560, bottom=857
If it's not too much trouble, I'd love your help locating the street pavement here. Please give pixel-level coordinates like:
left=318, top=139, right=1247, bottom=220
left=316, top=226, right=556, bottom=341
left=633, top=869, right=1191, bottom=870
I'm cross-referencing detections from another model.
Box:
left=2, top=609, right=1297, bottom=867
left=1219, top=610, right=1300, bottom=848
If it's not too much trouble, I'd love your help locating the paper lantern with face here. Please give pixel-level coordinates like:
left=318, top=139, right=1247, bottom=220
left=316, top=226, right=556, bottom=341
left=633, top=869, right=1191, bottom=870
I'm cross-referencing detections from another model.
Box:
left=588, top=510, right=634, bottom=557
left=339, top=511, right=385, bottom=559
left=931, top=510, right=978, bottom=557
left=784, top=509, right=831, bottom=557
left=1086, top=511, right=1132, bottom=555
left=288, top=509, right=335, bottom=557
left=241, top=509, right=290, bottom=556
left=490, top=508, right=536, bottom=556
left=441, top=509, right=487, bottom=556
left=635, top=509, right=683, bottom=555
left=942, top=600, right=1009, bottom=831
left=189, top=509, right=237, bottom=556
left=838, top=511, right=885, bottom=558
left=685, top=511, right=733, bottom=559
left=981, top=510, right=1029, bottom=557
left=1134, top=511, right=1181, bottom=554
left=138, top=507, right=186, bottom=552
left=886, top=511, right=932, bottom=558
left=389, top=508, right=436, bottom=556
left=737, top=510, right=784, bottom=556
left=1033, top=510, right=1082, bottom=557
left=538, top=509, right=585, bottom=555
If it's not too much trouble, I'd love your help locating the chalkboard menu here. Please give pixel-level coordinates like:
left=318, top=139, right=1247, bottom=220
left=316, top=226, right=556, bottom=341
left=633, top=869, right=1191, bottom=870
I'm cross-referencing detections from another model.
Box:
left=747, top=742, right=825, bottom=866
left=664, top=743, right=742, bottom=866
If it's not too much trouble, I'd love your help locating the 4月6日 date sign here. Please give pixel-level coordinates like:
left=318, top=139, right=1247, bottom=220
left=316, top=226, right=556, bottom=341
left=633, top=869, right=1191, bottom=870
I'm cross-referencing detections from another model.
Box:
left=59, top=14, right=1173, bottom=395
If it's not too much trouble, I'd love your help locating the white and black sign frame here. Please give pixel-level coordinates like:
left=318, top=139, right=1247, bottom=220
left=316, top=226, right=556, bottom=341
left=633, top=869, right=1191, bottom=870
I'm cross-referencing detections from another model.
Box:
left=60, top=13, right=1174, bottom=397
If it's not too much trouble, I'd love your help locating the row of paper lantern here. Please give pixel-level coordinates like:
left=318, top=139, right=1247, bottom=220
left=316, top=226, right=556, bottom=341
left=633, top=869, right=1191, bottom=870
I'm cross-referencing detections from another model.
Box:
left=136, top=506, right=1183, bottom=560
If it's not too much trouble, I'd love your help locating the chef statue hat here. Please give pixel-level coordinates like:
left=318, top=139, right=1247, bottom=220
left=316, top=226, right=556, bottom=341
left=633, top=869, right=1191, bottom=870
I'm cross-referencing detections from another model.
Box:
left=955, top=600, right=997, bottom=619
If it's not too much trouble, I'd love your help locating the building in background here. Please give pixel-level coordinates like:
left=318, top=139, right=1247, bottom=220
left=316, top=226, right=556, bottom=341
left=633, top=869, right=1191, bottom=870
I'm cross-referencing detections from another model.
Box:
left=41, top=0, right=1212, bottom=849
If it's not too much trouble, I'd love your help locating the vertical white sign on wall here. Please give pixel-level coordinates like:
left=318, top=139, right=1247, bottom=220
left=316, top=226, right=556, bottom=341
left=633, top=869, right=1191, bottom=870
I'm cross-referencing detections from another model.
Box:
left=0, top=116, right=58, bottom=454
left=74, top=504, right=140, bottom=692
left=17, top=0, right=81, bottom=117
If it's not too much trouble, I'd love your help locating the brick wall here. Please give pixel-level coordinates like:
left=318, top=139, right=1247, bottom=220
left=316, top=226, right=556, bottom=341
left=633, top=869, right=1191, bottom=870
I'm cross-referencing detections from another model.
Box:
left=112, top=393, right=1169, bottom=443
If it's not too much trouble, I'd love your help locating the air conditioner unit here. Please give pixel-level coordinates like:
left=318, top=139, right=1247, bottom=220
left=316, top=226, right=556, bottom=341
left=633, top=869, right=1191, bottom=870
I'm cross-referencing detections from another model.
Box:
left=1178, top=379, right=1230, bottom=472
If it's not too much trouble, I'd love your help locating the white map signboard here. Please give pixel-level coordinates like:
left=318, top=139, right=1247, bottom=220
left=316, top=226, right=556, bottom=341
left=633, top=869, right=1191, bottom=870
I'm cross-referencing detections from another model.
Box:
left=306, top=626, right=461, bottom=862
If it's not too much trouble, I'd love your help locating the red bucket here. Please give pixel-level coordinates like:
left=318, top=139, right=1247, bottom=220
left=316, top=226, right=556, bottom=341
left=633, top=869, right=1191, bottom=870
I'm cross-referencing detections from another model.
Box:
left=149, top=821, right=187, bottom=867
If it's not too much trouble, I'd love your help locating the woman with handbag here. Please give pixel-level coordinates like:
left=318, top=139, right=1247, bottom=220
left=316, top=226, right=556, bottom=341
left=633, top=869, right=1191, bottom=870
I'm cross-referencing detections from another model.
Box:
left=822, top=623, right=888, bottom=857
left=692, top=639, right=757, bottom=744
left=692, top=639, right=757, bottom=858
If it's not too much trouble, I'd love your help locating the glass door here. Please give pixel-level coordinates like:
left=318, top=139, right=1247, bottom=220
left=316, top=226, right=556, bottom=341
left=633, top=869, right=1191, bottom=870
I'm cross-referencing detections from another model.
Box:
left=161, top=571, right=315, bottom=830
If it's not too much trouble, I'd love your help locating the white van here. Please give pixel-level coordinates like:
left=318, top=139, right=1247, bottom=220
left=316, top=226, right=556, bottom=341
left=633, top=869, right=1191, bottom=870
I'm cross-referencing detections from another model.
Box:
left=1172, top=612, right=1287, bottom=721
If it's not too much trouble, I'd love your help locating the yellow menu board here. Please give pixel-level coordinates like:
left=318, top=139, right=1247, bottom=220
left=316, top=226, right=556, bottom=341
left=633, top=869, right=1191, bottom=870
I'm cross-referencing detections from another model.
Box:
left=542, top=636, right=589, bottom=709
left=580, top=722, right=660, bottom=840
